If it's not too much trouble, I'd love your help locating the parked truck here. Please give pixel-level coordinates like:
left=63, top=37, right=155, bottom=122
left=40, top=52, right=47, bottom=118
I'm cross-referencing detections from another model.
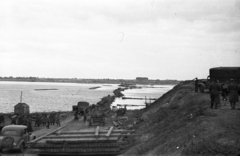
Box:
left=77, top=101, right=90, bottom=115
left=197, top=67, right=240, bottom=93
left=209, top=67, right=240, bottom=83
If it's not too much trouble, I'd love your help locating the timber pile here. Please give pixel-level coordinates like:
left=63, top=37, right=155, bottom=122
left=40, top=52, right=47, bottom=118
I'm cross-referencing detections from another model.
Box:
left=90, top=115, right=105, bottom=126
left=27, top=126, right=137, bottom=155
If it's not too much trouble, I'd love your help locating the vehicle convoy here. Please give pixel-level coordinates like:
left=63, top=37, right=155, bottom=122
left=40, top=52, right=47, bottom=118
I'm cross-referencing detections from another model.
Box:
left=197, top=67, right=240, bottom=93
left=0, top=125, right=36, bottom=152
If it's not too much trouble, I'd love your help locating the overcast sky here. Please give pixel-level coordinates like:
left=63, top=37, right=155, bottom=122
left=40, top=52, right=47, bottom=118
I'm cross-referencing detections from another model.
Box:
left=0, top=0, right=240, bottom=80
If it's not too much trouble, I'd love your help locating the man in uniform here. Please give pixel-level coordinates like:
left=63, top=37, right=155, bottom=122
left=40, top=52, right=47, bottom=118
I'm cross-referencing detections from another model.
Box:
left=46, top=115, right=50, bottom=129
left=228, top=79, right=239, bottom=109
left=209, top=79, right=221, bottom=109
left=221, top=82, right=228, bottom=101
left=193, top=77, right=199, bottom=92
left=56, top=113, right=61, bottom=126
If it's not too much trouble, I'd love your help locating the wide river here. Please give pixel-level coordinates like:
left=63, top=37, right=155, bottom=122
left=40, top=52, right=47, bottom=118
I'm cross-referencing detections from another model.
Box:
left=0, top=81, right=174, bottom=113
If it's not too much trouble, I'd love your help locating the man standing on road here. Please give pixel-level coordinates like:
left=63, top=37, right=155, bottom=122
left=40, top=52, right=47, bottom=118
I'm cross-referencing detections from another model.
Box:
left=193, top=77, right=199, bottom=92
left=209, top=79, right=221, bottom=109
left=46, top=115, right=50, bottom=129
left=83, top=112, right=87, bottom=123
left=228, top=79, right=239, bottom=109
left=56, top=113, right=61, bottom=126
left=221, top=82, right=228, bottom=101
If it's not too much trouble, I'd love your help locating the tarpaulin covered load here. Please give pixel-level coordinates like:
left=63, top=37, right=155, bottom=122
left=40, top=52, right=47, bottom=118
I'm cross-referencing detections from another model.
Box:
left=210, top=67, right=240, bottom=83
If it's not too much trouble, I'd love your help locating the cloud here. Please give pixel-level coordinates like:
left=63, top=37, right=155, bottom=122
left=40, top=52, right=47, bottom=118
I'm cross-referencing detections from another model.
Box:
left=0, top=0, right=240, bottom=79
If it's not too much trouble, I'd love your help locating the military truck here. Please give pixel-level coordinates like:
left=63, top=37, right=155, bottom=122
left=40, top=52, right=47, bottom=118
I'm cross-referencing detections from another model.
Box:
left=209, top=67, right=240, bottom=83
left=77, top=101, right=90, bottom=115
left=198, top=67, right=240, bottom=93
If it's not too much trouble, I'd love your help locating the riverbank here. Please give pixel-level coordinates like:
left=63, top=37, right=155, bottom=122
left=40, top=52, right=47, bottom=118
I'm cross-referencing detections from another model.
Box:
left=120, top=80, right=240, bottom=156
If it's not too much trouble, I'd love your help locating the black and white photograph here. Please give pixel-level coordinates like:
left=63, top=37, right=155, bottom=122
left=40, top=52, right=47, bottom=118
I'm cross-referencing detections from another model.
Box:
left=0, top=0, right=240, bottom=155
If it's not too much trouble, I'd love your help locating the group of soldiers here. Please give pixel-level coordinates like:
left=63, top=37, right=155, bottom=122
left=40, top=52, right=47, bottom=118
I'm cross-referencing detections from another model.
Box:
left=11, top=113, right=61, bottom=131
left=11, top=114, right=33, bottom=132
left=74, top=104, right=109, bottom=126
left=74, top=111, right=88, bottom=123
left=34, top=113, right=61, bottom=128
left=195, top=78, right=239, bottom=109
left=209, top=79, right=239, bottom=109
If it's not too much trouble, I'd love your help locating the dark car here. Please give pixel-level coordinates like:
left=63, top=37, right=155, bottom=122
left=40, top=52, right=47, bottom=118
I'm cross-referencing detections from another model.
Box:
left=0, top=125, right=36, bottom=152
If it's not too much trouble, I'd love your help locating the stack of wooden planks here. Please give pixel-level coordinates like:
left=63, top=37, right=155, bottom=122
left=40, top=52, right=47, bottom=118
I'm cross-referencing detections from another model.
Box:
left=27, top=126, right=137, bottom=155
left=90, top=115, right=105, bottom=126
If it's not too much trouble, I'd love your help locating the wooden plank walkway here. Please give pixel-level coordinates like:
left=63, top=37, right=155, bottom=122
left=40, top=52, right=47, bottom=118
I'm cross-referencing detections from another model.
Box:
left=27, top=126, right=137, bottom=156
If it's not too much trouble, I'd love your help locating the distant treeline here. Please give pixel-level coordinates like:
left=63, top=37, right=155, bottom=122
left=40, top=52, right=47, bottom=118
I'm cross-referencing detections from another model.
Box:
left=0, top=76, right=180, bottom=85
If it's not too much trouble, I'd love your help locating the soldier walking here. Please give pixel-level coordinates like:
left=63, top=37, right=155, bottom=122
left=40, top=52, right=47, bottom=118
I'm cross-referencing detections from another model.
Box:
left=83, top=112, right=87, bottom=123
left=56, top=114, right=61, bottom=126
left=193, top=77, right=199, bottom=93
left=46, top=115, right=50, bottom=129
left=74, top=111, right=79, bottom=121
left=35, top=114, right=40, bottom=127
left=221, top=82, right=228, bottom=101
left=209, top=79, right=221, bottom=109
left=42, top=115, right=47, bottom=126
left=228, top=79, right=239, bottom=109
left=27, top=118, right=33, bottom=132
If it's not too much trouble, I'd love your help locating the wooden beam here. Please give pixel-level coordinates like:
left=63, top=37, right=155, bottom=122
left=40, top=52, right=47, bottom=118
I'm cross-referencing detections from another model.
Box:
left=26, top=149, right=123, bottom=156
left=42, top=133, right=141, bottom=139
left=42, top=137, right=119, bottom=143
left=58, top=130, right=135, bottom=135
left=32, top=142, right=120, bottom=148
left=106, top=126, right=114, bottom=137
left=95, top=126, right=100, bottom=136
left=117, top=104, right=145, bottom=106
left=44, top=134, right=121, bottom=139
left=28, top=125, right=67, bottom=144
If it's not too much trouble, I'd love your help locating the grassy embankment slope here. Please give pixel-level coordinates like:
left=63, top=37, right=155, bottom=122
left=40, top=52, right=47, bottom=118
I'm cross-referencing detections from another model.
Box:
left=123, top=81, right=240, bottom=156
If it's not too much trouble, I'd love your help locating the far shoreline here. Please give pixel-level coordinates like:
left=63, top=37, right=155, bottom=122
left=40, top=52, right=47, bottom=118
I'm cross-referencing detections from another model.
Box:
left=0, top=77, right=181, bottom=86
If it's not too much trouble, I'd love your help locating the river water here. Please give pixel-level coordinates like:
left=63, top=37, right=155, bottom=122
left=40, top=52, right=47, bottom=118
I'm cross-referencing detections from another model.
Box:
left=112, top=85, right=174, bottom=109
left=0, top=81, right=174, bottom=113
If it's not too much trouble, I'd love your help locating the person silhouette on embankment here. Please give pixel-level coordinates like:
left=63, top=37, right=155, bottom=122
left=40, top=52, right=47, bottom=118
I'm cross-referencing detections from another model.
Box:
left=193, top=77, right=199, bottom=92
left=228, top=79, right=239, bottom=109
left=209, top=79, right=221, bottom=109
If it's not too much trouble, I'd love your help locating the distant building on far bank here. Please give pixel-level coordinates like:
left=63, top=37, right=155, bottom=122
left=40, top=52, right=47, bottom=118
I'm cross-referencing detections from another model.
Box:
left=136, top=77, right=148, bottom=83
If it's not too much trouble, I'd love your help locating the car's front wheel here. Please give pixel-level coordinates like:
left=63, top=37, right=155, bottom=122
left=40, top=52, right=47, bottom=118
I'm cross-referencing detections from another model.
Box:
left=19, top=143, right=25, bottom=152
